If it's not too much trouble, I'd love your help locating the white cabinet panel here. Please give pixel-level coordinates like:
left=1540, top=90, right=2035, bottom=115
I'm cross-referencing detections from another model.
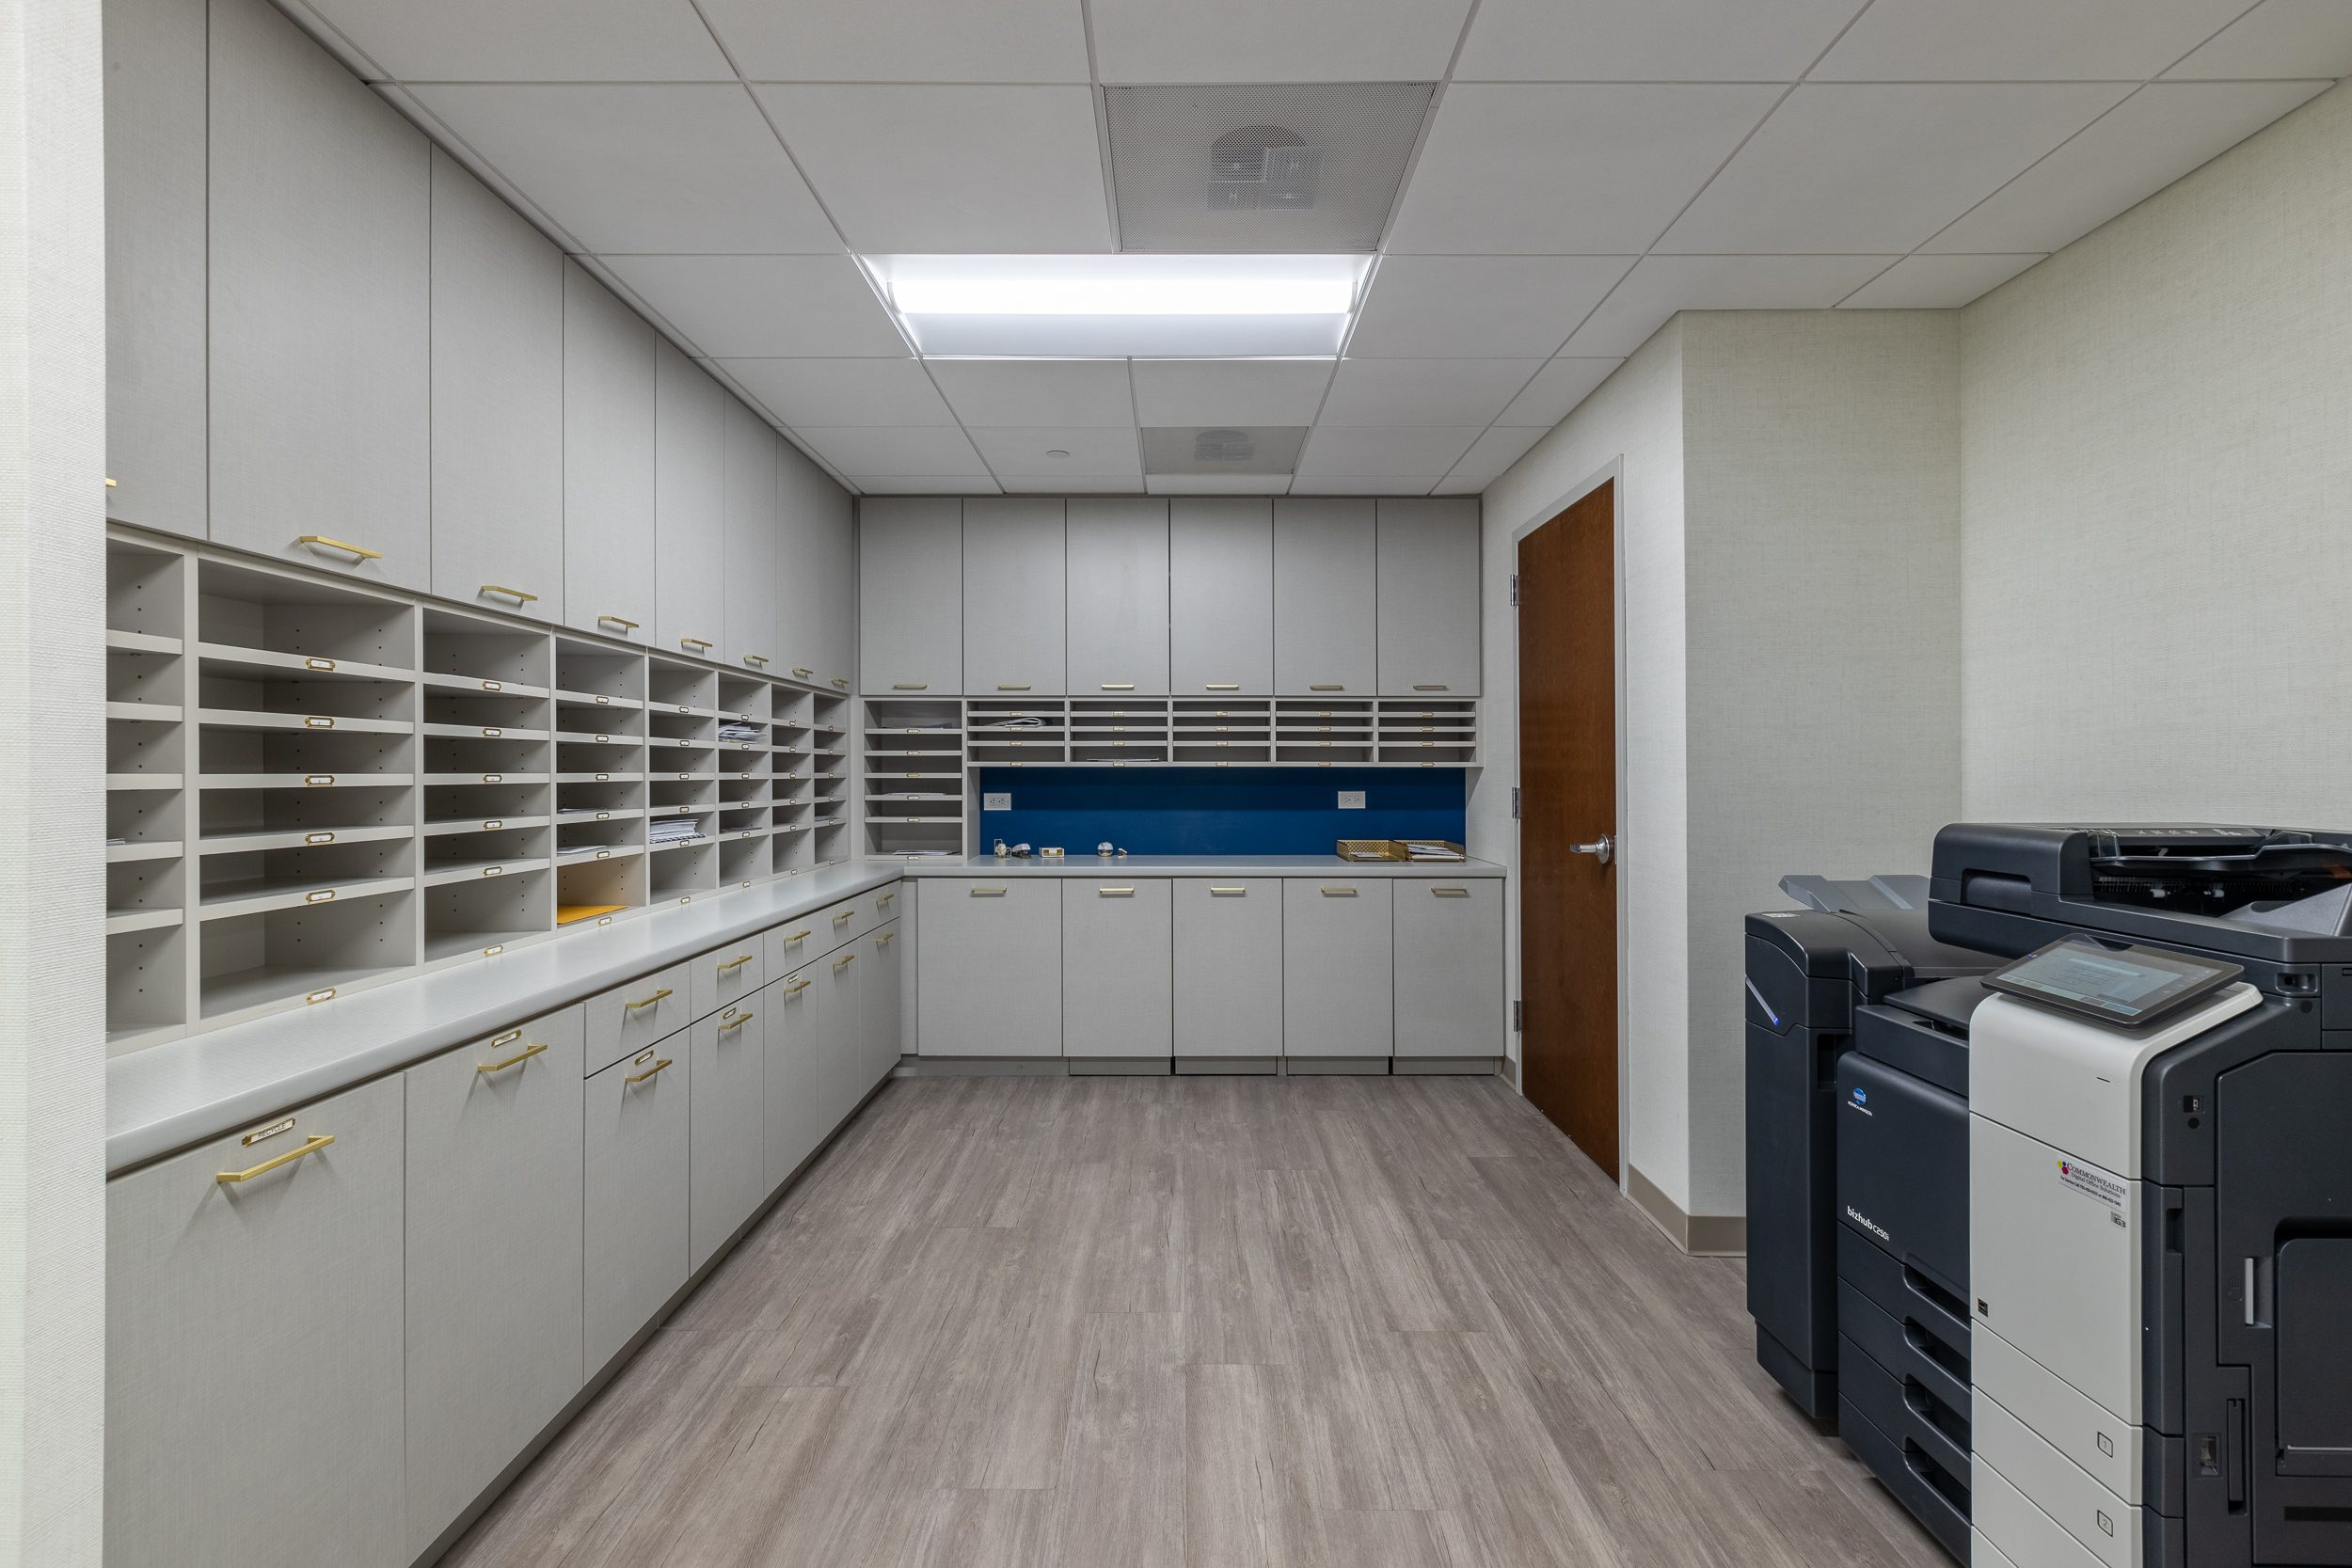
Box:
left=916, top=879, right=1061, bottom=1057
left=1063, top=879, right=1172, bottom=1059
left=1170, top=499, right=1273, bottom=696
left=583, top=1040, right=689, bottom=1372
left=778, top=442, right=857, bottom=691
left=654, top=341, right=727, bottom=658
left=766, top=966, right=823, bottom=1186
left=817, top=940, right=867, bottom=1128
left=107, top=1075, right=406, bottom=1568
left=1173, top=879, right=1282, bottom=1059
left=864, top=921, right=905, bottom=1083
left=689, top=1005, right=767, bottom=1273
left=691, top=937, right=767, bottom=1022
left=1391, top=879, right=1503, bottom=1058
left=723, top=402, right=780, bottom=672
left=562, top=261, right=657, bottom=641
left=585, top=959, right=692, bottom=1075
left=1282, top=879, right=1395, bottom=1058
left=1274, top=499, right=1377, bottom=696
left=430, top=148, right=564, bottom=621
left=962, top=498, right=1066, bottom=694
left=403, top=1008, right=585, bottom=1558
left=1066, top=499, right=1170, bottom=696
left=859, top=498, right=962, bottom=693
left=208, top=0, right=430, bottom=590
left=103, top=0, right=209, bottom=538
left=1376, top=499, right=1481, bottom=695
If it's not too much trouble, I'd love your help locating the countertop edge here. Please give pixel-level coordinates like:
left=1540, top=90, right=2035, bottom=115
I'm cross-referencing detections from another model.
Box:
left=895, top=856, right=1505, bottom=878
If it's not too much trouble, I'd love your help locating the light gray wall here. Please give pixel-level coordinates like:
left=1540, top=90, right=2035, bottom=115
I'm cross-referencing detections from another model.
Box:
left=1961, top=80, right=2352, bottom=824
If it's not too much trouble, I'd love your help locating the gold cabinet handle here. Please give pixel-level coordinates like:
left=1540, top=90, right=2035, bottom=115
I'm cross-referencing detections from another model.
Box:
left=1209, top=886, right=1247, bottom=895
left=833, top=953, right=856, bottom=971
left=1320, top=886, right=1359, bottom=896
left=745, top=654, right=770, bottom=667
left=479, top=584, right=538, bottom=604
left=295, top=534, right=381, bottom=562
left=1431, top=887, right=1470, bottom=897
left=997, top=683, right=1031, bottom=691
left=892, top=682, right=929, bottom=690
left=1101, top=683, right=1135, bottom=691
left=876, top=891, right=896, bottom=907
left=875, top=930, right=895, bottom=945
left=783, top=978, right=811, bottom=995
left=478, top=1040, right=548, bottom=1074
left=624, top=987, right=675, bottom=1010
left=1413, top=683, right=1449, bottom=691
left=971, top=886, right=1007, bottom=896
left=216, top=1133, right=335, bottom=1184
left=681, top=637, right=713, bottom=652
left=792, top=667, right=814, bottom=678
left=717, top=953, right=755, bottom=972
left=832, top=676, right=849, bottom=689
left=598, top=613, right=640, bottom=631
left=1310, top=684, right=1343, bottom=691
left=1205, top=683, right=1240, bottom=691
left=624, top=1056, right=674, bottom=1085
left=1099, top=887, right=1135, bottom=896
left=719, top=1010, right=755, bottom=1032
left=782, top=928, right=808, bottom=942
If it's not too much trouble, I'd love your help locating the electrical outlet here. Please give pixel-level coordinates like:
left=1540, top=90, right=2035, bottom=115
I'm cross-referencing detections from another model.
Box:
left=1338, top=790, right=1366, bottom=810
left=983, top=792, right=1011, bottom=811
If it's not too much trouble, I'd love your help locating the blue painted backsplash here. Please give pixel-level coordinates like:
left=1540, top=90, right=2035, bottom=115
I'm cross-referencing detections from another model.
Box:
left=975, top=768, right=1468, bottom=856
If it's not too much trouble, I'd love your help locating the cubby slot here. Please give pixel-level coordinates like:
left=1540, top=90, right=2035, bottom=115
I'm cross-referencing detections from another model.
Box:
left=198, top=833, right=413, bottom=921
left=199, top=887, right=417, bottom=1019
left=107, top=925, right=188, bottom=1047
left=197, top=557, right=414, bottom=672
left=421, top=824, right=548, bottom=883
left=425, top=781, right=549, bottom=833
left=647, top=840, right=717, bottom=903
left=107, top=856, right=185, bottom=931
left=199, top=782, right=412, bottom=847
left=108, top=784, right=184, bottom=855
left=421, top=607, right=550, bottom=691
left=423, top=866, right=552, bottom=962
left=647, top=658, right=715, bottom=715
left=553, top=639, right=644, bottom=708
left=720, top=833, right=772, bottom=887
left=107, top=537, right=186, bottom=642
left=108, top=646, right=183, bottom=707
left=108, top=713, right=185, bottom=778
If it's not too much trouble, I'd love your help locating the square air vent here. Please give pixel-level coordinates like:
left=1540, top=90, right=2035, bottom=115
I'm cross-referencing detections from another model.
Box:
left=1105, top=83, right=1437, bottom=253
left=1142, top=426, right=1310, bottom=476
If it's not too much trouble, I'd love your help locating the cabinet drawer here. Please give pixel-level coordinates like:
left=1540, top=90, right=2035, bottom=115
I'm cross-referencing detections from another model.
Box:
left=1282, top=879, right=1394, bottom=1058
left=1174, top=879, right=1283, bottom=1058
left=690, top=937, right=767, bottom=1021
left=1391, top=879, right=1502, bottom=1057
left=586, top=959, right=691, bottom=1074
left=916, top=879, right=1061, bottom=1057
left=1064, top=879, right=1171, bottom=1059
left=766, top=965, right=822, bottom=1187
left=688, top=1004, right=767, bottom=1274
left=767, top=911, right=823, bottom=972
left=583, top=1041, right=689, bottom=1372
left=815, top=893, right=878, bottom=951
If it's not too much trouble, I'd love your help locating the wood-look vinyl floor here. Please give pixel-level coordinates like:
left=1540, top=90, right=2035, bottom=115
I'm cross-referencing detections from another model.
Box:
left=443, top=1076, right=1951, bottom=1568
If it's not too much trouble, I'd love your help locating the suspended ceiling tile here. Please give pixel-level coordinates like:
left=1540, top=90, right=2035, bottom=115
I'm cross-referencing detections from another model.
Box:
left=1559, top=254, right=1894, bottom=356
left=755, top=85, right=1112, bottom=253
left=1812, top=0, right=2255, bottom=81
left=1385, top=86, right=1783, bottom=254
left=716, top=358, right=953, bottom=427
left=996, top=475, right=1150, bottom=494
left=2166, top=1, right=2352, bottom=79
left=1127, top=359, right=1336, bottom=427
left=1837, top=253, right=2044, bottom=309
left=794, top=426, right=988, bottom=477
left=850, top=475, right=1002, bottom=495
left=1146, top=474, right=1295, bottom=494
left=302, top=0, right=730, bottom=81
left=1659, top=83, right=2132, bottom=254
left=1317, top=358, right=1545, bottom=427
left=1291, top=477, right=1440, bottom=496
left=602, top=255, right=907, bottom=357
left=410, top=84, right=837, bottom=254
left=964, top=427, right=1145, bottom=478
left=1295, top=426, right=1484, bottom=477
left=1496, top=358, right=1624, bottom=427
left=1925, top=81, right=2333, bottom=255
left=1444, top=425, right=1551, bottom=487
left=1347, top=256, right=1635, bottom=359
left=698, top=0, right=1090, bottom=83
left=1454, top=0, right=1867, bottom=82
left=927, top=360, right=1137, bottom=428
left=1089, top=0, right=1473, bottom=84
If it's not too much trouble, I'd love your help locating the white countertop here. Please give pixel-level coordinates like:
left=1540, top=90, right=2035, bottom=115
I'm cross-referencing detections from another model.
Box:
left=891, top=853, right=1503, bottom=878
left=106, top=860, right=902, bottom=1175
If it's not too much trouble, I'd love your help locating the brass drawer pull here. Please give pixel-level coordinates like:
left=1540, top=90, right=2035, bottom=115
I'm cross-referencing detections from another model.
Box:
left=1205, top=683, right=1240, bottom=691
left=478, top=1040, right=548, bottom=1074
left=833, top=910, right=854, bottom=924
left=598, top=613, right=639, bottom=631
left=971, top=886, right=1007, bottom=896
left=792, top=667, right=815, bottom=678
left=876, top=891, right=896, bottom=907
left=875, top=931, right=895, bottom=946
left=681, top=637, right=713, bottom=652
left=480, top=583, right=538, bottom=604
left=784, top=979, right=811, bottom=995
left=892, top=682, right=929, bottom=690
left=624, top=987, right=674, bottom=1010
left=624, top=1055, right=674, bottom=1085
left=217, top=1133, right=335, bottom=1184
left=1413, top=683, right=1448, bottom=691
left=717, top=953, right=755, bottom=972
left=1431, top=887, right=1470, bottom=897
left=1100, top=887, right=1136, bottom=896
left=295, top=534, right=381, bottom=562
left=997, top=683, right=1031, bottom=690
left=1100, top=682, right=1135, bottom=691
left=832, top=676, right=849, bottom=688
left=782, top=928, right=809, bottom=942
left=1310, top=684, right=1343, bottom=692
left=745, top=654, right=770, bottom=667
left=1209, top=886, right=1247, bottom=895
left=719, top=1010, right=755, bottom=1032
left=833, top=954, right=856, bottom=971
left=1320, top=886, right=1358, bottom=896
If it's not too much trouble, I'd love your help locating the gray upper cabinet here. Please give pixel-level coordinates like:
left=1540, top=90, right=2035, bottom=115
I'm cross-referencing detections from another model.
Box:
left=1274, top=499, right=1377, bottom=695
left=429, top=149, right=564, bottom=622
left=653, top=341, right=726, bottom=658
left=208, top=0, right=430, bottom=591
left=562, top=262, right=657, bottom=643
left=1066, top=499, right=1170, bottom=695
left=1170, top=499, right=1274, bottom=696
left=859, top=498, right=961, bottom=694
left=723, top=401, right=779, bottom=673
left=1376, top=499, right=1482, bottom=695
left=962, top=498, right=1065, bottom=694
left=777, top=441, right=855, bottom=690
left=103, top=0, right=209, bottom=539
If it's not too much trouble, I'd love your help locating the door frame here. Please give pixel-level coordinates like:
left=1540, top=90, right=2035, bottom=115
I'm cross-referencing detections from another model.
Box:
left=1507, top=459, right=1631, bottom=1188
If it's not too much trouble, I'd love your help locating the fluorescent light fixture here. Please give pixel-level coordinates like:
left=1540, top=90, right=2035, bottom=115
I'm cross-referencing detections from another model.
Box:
left=866, top=254, right=1365, bottom=358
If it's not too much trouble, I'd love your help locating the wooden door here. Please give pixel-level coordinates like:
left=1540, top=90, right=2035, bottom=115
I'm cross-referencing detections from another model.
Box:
left=1518, top=480, right=1619, bottom=1175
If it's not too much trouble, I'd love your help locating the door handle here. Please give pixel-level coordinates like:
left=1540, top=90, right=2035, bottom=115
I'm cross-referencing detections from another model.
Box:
left=1570, top=834, right=1614, bottom=866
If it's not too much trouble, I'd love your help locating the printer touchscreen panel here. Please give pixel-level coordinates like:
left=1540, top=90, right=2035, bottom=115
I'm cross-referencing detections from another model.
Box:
left=1984, top=934, right=2241, bottom=1028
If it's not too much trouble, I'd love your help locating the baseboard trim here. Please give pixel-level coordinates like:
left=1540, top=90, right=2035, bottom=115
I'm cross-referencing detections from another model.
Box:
left=1626, top=1163, right=1746, bottom=1257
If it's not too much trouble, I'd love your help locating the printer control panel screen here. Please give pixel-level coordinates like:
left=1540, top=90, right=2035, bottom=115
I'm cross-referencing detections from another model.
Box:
left=1987, top=934, right=2242, bottom=1028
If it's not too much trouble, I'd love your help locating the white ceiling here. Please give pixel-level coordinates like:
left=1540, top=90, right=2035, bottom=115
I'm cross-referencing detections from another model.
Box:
left=289, top=0, right=2349, bottom=498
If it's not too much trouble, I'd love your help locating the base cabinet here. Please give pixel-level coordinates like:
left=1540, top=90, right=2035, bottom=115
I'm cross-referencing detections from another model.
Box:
left=1173, top=879, right=1283, bottom=1058
left=583, top=1039, right=689, bottom=1372
left=865, top=921, right=905, bottom=1081
left=766, top=965, right=822, bottom=1186
left=1282, top=879, right=1395, bottom=1058
left=916, top=879, right=1061, bottom=1056
left=403, top=1007, right=586, bottom=1558
left=1065, top=879, right=1173, bottom=1059
left=1392, top=880, right=1504, bottom=1057
left=106, top=1075, right=407, bottom=1568
left=818, top=942, right=866, bottom=1130
left=689, top=1006, right=768, bottom=1274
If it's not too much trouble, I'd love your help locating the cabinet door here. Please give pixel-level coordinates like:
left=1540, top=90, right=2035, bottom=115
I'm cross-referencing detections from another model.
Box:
left=1376, top=498, right=1481, bottom=695
left=865, top=922, right=906, bottom=1084
left=860, top=498, right=962, bottom=693
left=723, top=402, right=780, bottom=672
left=107, top=1075, right=406, bottom=1568
left=778, top=443, right=857, bottom=692
left=654, top=341, right=727, bottom=658
left=962, top=498, right=1065, bottom=694
left=1170, top=499, right=1273, bottom=696
left=1282, top=879, right=1395, bottom=1058
left=563, top=261, right=657, bottom=642
left=1066, top=499, right=1170, bottom=695
left=103, top=0, right=208, bottom=537
left=916, top=879, right=1061, bottom=1057
left=429, top=148, right=564, bottom=621
left=404, top=1009, right=585, bottom=1558
left=1173, top=879, right=1282, bottom=1058
left=583, top=1041, right=689, bottom=1372
left=208, top=0, right=430, bottom=590
left=766, top=967, right=822, bottom=1186
left=690, top=1006, right=768, bottom=1273
left=1391, top=880, right=1503, bottom=1057
left=1274, top=499, right=1377, bottom=695
left=818, top=942, right=867, bottom=1129
left=691, top=937, right=767, bottom=1022
left=1064, top=879, right=1172, bottom=1059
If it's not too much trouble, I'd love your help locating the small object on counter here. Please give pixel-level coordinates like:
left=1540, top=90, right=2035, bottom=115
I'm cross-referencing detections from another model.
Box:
left=1098, top=841, right=1115, bottom=857
left=1040, top=847, right=1064, bottom=860
left=993, top=838, right=1009, bottom=858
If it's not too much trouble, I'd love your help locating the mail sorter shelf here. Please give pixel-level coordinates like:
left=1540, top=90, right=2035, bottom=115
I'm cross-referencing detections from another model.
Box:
left=865, top=696, right=964, bottom=856
left=198, top=882, right=418, bottom=1022
left=966, top=697, right=1069, bottom=766
left=422, top=865, right=553, bottom=964
left=1173, top=699, right=1273, bottom=764
left=1070, top=698, right=1170, bottom=765
left=1378, top=699, right=1478, bottom=765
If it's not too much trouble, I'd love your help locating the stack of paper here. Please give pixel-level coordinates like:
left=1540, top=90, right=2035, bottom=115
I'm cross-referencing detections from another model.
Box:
left=649, top=816, right=707, bottom=846
left=717, top=720, right=763, bottom=742
left=1404, top=841, right=1464, bottom=862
